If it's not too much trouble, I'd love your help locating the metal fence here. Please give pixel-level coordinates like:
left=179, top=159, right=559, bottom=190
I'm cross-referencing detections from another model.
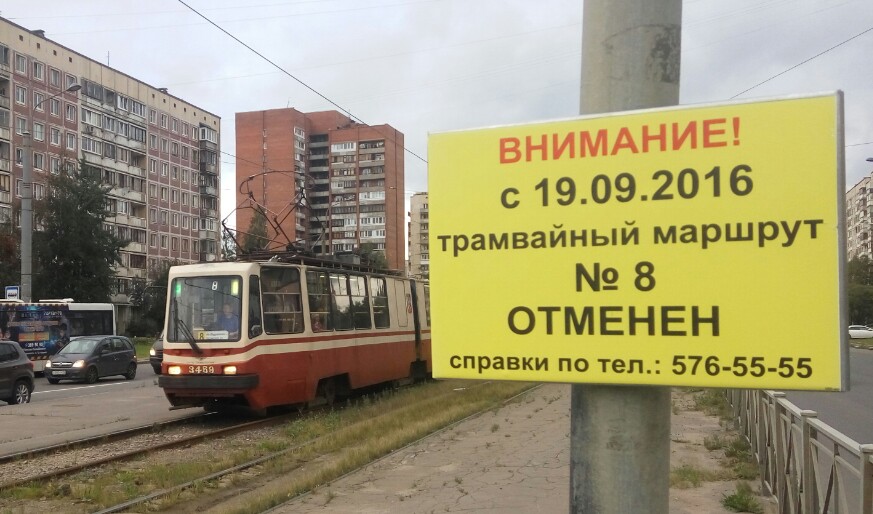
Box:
left=728, top=390, right=873, bottom=514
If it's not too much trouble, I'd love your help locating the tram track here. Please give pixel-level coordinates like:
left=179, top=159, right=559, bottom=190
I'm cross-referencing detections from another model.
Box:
left=95, top=381, right=539, bottom=514
left=0, top=380, right=534, bottom=513
left=0, top=410, right=300, bottom=491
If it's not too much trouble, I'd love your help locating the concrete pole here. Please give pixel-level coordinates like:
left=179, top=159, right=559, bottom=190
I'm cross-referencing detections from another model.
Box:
left=570, top=1, right=681, bottom=513
left=20, top=131, right=33, bottom=303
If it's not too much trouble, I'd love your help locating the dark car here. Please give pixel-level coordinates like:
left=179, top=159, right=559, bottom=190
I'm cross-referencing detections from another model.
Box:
left=45, top=335, right=137, bottom=384
left=149, top=333, right=163, bottom=374
left=0, top=340, right=34, bottom=404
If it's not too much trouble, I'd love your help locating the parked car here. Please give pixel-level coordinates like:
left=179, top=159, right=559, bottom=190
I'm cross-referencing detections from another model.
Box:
left=848, top=325, right=873, bottom=339
left=45, top=335, right=138, bottom=384
left=0, top=340, right=34, bottom=405
left=149, top=333, right=163, bottom=374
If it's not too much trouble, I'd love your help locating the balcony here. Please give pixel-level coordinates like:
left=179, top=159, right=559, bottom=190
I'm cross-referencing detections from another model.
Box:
left=199, top=184, right=217, bottom=197
left=199, top=162, right=217, bottom=174
left=0, top=190, right=9, bottom=204
left=0, top=96, right=8, bottom=110
left=0, top=158, right=9, bottom=172
left=111, top=213, right=147, bottom=228
left=199, top=229, right=218, bottom=241
left=110, top=187, right=145, bottom=203
left=0, top=127, right=9, bottom=141
left=200, top=251, right=218, bottom=262
left=124, top=242, right=147, bottom=254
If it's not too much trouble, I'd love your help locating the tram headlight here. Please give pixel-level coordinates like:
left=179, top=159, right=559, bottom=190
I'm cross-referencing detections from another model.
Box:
left=168, top=366, right=181, bottom=375
left=223, top=365, right=237, bottom=375
left=72, top=360, right=85, bottom=368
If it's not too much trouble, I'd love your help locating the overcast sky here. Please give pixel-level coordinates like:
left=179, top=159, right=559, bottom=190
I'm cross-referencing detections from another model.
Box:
left=5, top=0, right=873, bottom=227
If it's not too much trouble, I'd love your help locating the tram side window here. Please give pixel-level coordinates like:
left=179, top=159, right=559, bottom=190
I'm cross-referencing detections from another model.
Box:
left=370, top=277, right=390, bottom=328
left=331, top=273, right=353, bottom=331
left=306, top=271, right=332, bottom=332
left=261, top=268, right=303, bottom=334
left=349, top=275, right=371, bottom=329
left=249, top=275, right=263, bottom=337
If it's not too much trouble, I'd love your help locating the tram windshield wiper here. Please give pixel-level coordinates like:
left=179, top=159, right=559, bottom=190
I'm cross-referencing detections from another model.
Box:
left=172, top=296, right=201, bottom=355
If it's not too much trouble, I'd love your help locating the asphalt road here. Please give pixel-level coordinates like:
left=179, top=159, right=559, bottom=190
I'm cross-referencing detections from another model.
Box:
left=30, top=362, right=158, bottom=403
left=784, top=347, right=873, bottom=444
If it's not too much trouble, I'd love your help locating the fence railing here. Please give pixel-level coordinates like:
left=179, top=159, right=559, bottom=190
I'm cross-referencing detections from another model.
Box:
left=728, top=390, right=873, bottom=513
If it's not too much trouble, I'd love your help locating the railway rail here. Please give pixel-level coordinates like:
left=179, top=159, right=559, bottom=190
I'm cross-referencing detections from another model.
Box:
left=0, top=411, right=298, bottom=491
left=0, top=380, right=533, bottom=513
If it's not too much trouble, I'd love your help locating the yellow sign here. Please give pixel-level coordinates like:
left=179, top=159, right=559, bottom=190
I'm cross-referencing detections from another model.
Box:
left=429, top=93, right=847, bottom=390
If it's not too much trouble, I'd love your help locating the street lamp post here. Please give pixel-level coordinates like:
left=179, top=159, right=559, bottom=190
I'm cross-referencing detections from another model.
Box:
left=20, top=82, right=81, bottom=302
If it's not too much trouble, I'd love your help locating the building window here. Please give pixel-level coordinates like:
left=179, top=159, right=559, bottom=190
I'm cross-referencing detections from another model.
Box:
left=49, top=68, right=61, bottom=87
left=171, top=118, right=178, bottom=132
left=65, top=104, right=76, bottom=122
left=149, top=184, right=158, bottom=198
left=33, top=91, right=45, bottom=111
left=149, top=158, right=157, bottom=174
left=149, top=134, right=158, bottom=149
left=172, top=213, right=179, bottom=227
left=50, top=157, right=60, bottom=174
left=171, top=189, right=178, bottom=203
left=32, top=122, right=44, bottom=142
left=33, top=153, right=45, bottom=170
left=161, top=210, right=168, bottom=225
left=49, top=98, right=60, bottom=116
left=32, top=61, right=44, bottom=80
left=182, top=192, right=189, bottom=206
left=160, top=113, right=168, bottom=129
left=14, top=54, right=26, bottom=74
left=14, top=85, right=25, bottom=105
left=149, top=208, right=157, bottom=223
left=150, top=233, right=157, bottom=247
left=65, top=133, right=77, bottom=151
left=171, top=166, right=179, bottom=180
left=182, top=215, right=189, bottom=229
left=171, top=237, right=178, bottom=251
left=171, top=142, right=179, bottom=156
left=161, top=162, right=168, bottom=176
left=160, top=186, right=168, bottom=201
left=160, top=138, right=168, bottom=153
left=66, top=74, right=76, bottom=89
left=161, top=235, right=168, bottom=248
left=15, top=117, right=25, bottom=135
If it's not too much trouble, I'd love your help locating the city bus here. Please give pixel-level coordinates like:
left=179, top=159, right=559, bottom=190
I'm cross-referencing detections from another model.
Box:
left=0, top=300, right=116, bottom=372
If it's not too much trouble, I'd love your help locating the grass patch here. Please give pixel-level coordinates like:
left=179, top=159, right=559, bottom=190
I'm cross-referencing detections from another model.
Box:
left=692, top=389, right=732, bottom=419
left=669, top=464, right=725, bottom=489
left=131, top=337, right=154, bottom=360
left=1, top=380, right=532, bottom=512
left=722, top=482, right=764, bottom=513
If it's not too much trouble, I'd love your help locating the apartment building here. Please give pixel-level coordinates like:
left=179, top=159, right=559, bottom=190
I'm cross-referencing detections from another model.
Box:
left=0, top=19, right=221, bottom=302
left=408, top=192, right=429, bottom=279
left=847, top=176, right=872, bottom=260
left=235, top=108, right=405, bottom=270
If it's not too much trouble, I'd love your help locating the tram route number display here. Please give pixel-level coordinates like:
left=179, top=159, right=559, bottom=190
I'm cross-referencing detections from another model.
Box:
left=428, top=93, right=847, bottom=391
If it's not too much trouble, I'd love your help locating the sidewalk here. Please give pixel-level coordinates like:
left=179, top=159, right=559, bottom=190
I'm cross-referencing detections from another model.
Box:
left=268, top=384, right=758, bottom=514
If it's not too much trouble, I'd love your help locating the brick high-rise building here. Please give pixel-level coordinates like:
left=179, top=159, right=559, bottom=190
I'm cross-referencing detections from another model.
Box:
left=235, top=108, right=405, bottom=270
left=847, top=176, right=872, bottom=260
left=0, top=18, right=221, bottom=303
left=407, top=192, right=429, bottom=279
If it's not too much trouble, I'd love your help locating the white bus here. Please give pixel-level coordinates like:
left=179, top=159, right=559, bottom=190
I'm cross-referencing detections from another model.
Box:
left=0, top=300, right=116, bottom=372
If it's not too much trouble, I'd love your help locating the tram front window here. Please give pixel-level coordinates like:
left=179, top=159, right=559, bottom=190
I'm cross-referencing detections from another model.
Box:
left=168, top=276, right=243, bottom=343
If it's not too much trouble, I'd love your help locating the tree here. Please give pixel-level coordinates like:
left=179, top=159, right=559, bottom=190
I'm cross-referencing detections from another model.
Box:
left=221, top=228, right=238, bottom=261
left=847, top=256, right=873, bottom=286
left=128, top=260, right=174, bottom=336
left=32, top=162, right=126, bottom=302
left=0, top=217, right=18, bottom=291
left=240, top=206, right=269, bottom=254
left=358, top=242, right=388, bottom=270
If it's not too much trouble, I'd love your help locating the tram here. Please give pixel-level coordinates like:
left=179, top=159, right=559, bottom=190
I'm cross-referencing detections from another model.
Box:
left=157, top=255, right=431, bottom=411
